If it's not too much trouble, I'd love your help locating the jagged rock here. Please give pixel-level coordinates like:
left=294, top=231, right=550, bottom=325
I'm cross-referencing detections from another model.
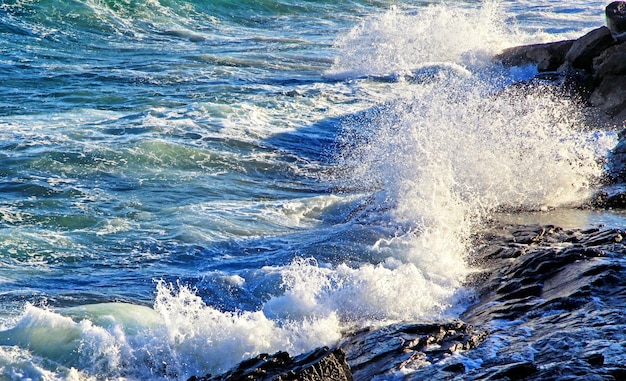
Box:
left=458, top=224, right=626, bottom=380
left=189, top=347, right=353, bottom=381
left=487, top=361, right=538, bottom=380
left=494, top=27, right=616, bottom=74
left=338, top=321, right=488, bottom=381
left=586, top=353, right=605, bottom=366
left=606, top=1, right=626, bottom=37
left=493, top=40, right=573, bottom=72
left=493, top=4, right=626, bottom=126
left=464, top=224, right=621, bottom=323
left=592, top=41, right=626, bottom=78
left=602, top=190, right=626, bottom=208
left=606, top=129, right=626, bottom=183
left=188, top=222, right=626, bottom=381
left=589, top=74, right=626, bottom=118
left=561, top=26, right=616, bottom=72
left=493, top=3, right=626, bottom=182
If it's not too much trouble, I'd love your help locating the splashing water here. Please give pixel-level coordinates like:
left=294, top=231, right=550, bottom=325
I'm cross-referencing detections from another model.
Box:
left=0, top=1, right=617, bottom=380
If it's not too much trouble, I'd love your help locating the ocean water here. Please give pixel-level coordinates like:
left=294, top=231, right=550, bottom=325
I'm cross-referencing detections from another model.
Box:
left=0, top=0, right=618, bottom=379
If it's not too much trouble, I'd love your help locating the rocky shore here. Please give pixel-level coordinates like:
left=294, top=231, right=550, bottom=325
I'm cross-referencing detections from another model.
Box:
left=188, top=3, right=626, bottom=381
left=189, top=223, right=626, bottom=381
left=494, top=1, right=626, bottom=127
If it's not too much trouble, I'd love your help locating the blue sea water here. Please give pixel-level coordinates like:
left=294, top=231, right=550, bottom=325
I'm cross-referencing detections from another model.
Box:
left=0, top=0, right=618, bottom=379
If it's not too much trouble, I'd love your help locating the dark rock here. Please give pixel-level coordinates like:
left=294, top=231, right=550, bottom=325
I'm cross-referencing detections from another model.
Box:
left=562, top=27, right=616, bottom=72
left=607, top=131, right=626, bottom=183
left=592, top=41, right=626, bottom=78
left=458, top=223, right=626, bottom=381
left=441, top=362, right=465, bottom=373
left=494, top=40, right=574, bottom=72
left=496, top=284, right=543, bottom=301
left=190, top=347, right=353, bottom=381
left=487, top=361, right=537, bottom=380
left=338, top=321, right=487, bottom=381
left=585, top=353, right=605, bottom=366
left=190, top=222, right=626, bottom=381
left=589, top=74, right=626, bottom=116
left=606, top=1, right=626, bottom=37
left=609, top=367, right=626, bottom=379
left=603, top=191, right=626, bottom=208
left=493, top=21, right=626, bottom=127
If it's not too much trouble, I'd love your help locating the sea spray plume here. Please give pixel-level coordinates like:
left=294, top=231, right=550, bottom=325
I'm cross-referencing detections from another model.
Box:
left=153, top=280, right=284, bottom=377
left=247, top=0, right=608, bottom=340
left=327, top=1, right=519, bottom=80
left=263, top=256, right=455, bottom=323
left=333, top=73, right=606, bottom=304
left=0, top=288, right=340, bottom=379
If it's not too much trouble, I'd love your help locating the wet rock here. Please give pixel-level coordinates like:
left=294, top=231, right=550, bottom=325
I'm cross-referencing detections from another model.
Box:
left=441, top=362, right=465, bottom=373
left=493, top=4, right=626, bottom=125
left=606, top=1, right=626, bottom=38
left=590, top=74, right=626, bottom=123
left=606, top=130, right=626, bottom=184
left=561, top=27, right=616, bottom=72
left=493, top=40, right=574, bottom=72
left=487, top=361, right=538, bottom=380
left=493, top=4, right=626, bottom=185
left=585, top=353, right=605, bottom=366
left=189, top=347, right=353, bottom=381
left=589, top=72, right=626, bottom=118
left=494, top=27, right=615, bottom=74
left=338, top=321, right=488, bottom=381
left=189, top=223, right=626, bottom=381
left=459, top=223, right=626, bottom=381
left=592, top=41, right=626, bottom=78
left=603, top=191, right=626, bottom=208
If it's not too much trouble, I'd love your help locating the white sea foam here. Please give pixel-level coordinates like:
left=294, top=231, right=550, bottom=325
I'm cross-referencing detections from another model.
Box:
left=0, top=286, right=343, bottom=380
left=0, top=345, right=84, bottom=381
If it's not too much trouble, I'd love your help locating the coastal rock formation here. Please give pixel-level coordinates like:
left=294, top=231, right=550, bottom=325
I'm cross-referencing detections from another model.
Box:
left=339, top=321, right=487, bottom=381
left=189, top=223, right=626, bottom=380
left=494, top=40, right=574, bottom=72
left=494, top=1, right=626, bottom=193
left=606, top=1, right=626, bottom=37
left=188, top=5, right=626, bottom=381
left=188, top=347, right=353, bottom=381
left=188, top=321, right=488, bottom=381
left=457, top=224, right=626, bottom=380
left=605, top=129, right=626, bottom=184
left=494, top=2, right=626, bottom=124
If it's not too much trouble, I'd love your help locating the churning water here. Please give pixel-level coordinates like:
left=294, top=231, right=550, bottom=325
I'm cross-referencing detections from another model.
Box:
left=0, top=0, right=617, bottom=379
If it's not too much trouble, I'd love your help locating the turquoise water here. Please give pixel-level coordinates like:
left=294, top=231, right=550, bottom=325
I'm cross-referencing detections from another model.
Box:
left=0, top=0, right=616, bottom=379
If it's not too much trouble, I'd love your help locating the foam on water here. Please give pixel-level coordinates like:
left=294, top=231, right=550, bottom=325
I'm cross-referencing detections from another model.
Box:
left=0, top=287, right=343, bottom=380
